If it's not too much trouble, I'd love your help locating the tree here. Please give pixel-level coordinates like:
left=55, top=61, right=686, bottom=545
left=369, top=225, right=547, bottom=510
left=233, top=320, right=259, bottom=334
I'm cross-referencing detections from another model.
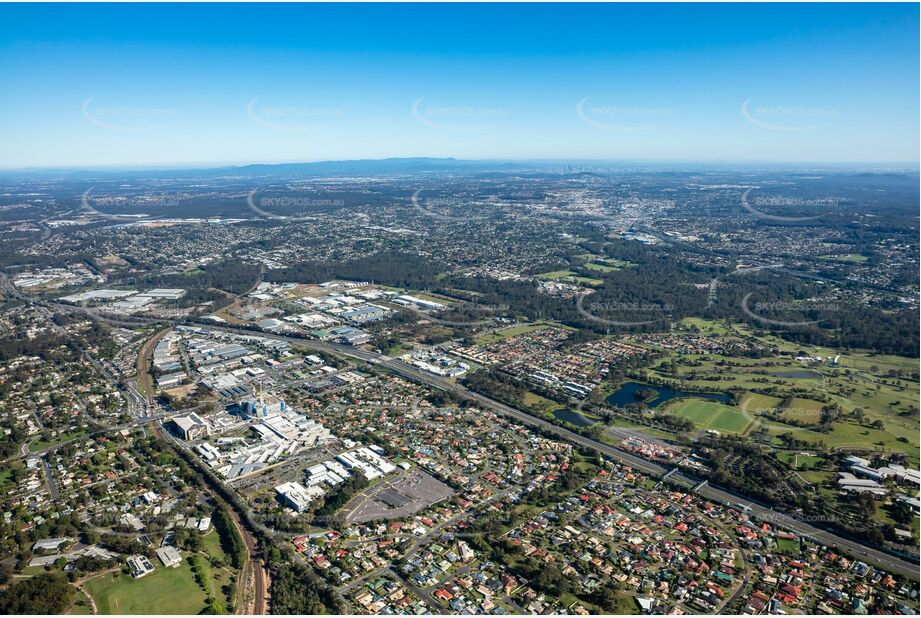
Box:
left=0, top=573, right=75, bottom=614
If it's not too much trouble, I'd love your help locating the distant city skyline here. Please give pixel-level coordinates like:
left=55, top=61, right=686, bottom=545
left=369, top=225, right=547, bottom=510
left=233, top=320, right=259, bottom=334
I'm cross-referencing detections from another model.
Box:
left=1, top=3, right=918, bottom=168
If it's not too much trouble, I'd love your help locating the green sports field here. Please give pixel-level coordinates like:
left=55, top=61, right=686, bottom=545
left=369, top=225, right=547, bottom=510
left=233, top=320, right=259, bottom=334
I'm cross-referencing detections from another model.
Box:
left=84, top=558, right=208, bottom=615
left=780, top=398, right=824, bottom=424
left=666, top=399, right=754, bottom=434
left=740, top=393, right=782, bottom=415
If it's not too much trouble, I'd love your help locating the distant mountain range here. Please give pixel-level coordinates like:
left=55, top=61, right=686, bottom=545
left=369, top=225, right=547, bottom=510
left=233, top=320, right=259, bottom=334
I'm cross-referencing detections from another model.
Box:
left=0, top=157, right=917, bottom=180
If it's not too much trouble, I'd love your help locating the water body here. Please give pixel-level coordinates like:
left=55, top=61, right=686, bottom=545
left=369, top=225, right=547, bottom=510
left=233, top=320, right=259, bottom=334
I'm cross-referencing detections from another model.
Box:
left=770, top=370, right=821, bottom=379
left=552, top=408, right=598, bottom=427
left=606, top=381, right=731, bottom=408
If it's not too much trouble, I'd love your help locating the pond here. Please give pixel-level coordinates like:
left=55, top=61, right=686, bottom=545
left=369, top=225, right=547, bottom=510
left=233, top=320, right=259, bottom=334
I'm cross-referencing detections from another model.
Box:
left=770, top=370, right=822, bottom=379
left=605, top=381, right=731, bottom=408
left=552, top=408, right=598, bottom=427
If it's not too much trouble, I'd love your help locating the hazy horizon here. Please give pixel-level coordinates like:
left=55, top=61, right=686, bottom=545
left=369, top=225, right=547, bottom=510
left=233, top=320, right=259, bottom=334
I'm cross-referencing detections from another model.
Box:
left=1, top=156, right=919, bottom=175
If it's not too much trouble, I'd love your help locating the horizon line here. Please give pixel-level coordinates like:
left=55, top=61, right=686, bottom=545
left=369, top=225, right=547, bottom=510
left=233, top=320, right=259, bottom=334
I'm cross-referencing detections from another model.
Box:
left=1, top=156, right=919, bottom=173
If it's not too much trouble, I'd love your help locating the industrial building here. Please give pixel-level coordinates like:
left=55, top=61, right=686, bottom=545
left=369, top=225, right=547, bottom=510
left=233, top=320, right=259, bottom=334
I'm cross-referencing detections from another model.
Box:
left=275, top=481, right=325, bottom=513
left=239, top=393, right=286, bottom=418
left=169, top=412, right=209, bottom=441
left=127, top=554, right=155, bottom=578
left=156, top=546, right=182, bottom=568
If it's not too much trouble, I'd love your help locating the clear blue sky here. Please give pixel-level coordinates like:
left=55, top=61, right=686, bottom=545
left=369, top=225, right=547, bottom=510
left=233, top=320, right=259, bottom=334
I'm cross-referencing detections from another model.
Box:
left=0, top=3, right=917, bottom=168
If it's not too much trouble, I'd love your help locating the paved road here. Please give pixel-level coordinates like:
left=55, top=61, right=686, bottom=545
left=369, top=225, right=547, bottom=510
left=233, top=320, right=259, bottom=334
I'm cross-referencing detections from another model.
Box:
left=41, top=457, right=60, bottom=501
left=200, top=324, right=920, bottom=581
left=4, top=411, right=174, bottom=464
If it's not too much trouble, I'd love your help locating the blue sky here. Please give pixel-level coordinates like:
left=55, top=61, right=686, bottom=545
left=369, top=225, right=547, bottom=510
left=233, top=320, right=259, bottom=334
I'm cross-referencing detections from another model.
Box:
left=0, top=3, right=917, bottom=168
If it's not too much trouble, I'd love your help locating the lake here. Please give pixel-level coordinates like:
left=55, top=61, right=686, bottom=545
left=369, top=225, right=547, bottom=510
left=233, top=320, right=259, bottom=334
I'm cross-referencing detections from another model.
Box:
left=552, top=408, right=598, bottom=427
left=605, top=381, right=731, bottom=408
left=770, top=370, right=822, bottom=380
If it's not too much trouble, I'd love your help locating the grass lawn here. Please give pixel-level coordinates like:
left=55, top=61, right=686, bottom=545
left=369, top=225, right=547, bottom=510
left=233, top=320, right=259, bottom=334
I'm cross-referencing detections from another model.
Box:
left=583, top=258, right=634, bottom=272
left=68, top=595, right=93, bottom=615
left=522, top=390, right=559, bottom=415
left=817, top=254, right=869, bottom=263
left=643, top=335, right=919, bottom=462
left=603, top=419, right=677, bottom=441
left=84, top=558, right=208, bottom=615
left=536, top=270, right=603, bottom=286
left=780, top=398, right=824, bottom=424
left=776, top=452, right=823, bottom=469
left=200, top=529, right=226, bottom=563
left=583, top=262, right=619, bottom=272
left=798, top=470, right=833, bottom=485
left=536, top=269, right=574, bottom=280
left=610, top=593, right=641, bottom=614
left=740, top=393, right=783, bottom=415
left=0, top=464, right=18, bottom=490
left=569, top=275, right=604, bottom=286
left=475, top=322, right=549, bottom=345
left=28, top=429, right=87, bottom=453
left=674, top=317, right=733, bottom=335
left=756, top=418, right=916, bottom=463
left=667, top=399, right=754, bottom=434
left=775, top=537, right=800, bottom=554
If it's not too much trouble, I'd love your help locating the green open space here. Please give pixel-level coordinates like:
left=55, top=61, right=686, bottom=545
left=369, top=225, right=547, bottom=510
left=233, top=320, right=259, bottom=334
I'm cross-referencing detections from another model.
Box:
left=639, top=320, right=918, bottom=461
left=536, top=270, right=604, bottom=286
left=775, top=452, right=823, bottom=470
left=774, top=536, right=800, bottom=554
left=68, top=593, right=94, bottom=615
left=582, top=262, right=619, bottom=273
left=582, top=258, right=634, bottom=273
left=740, top=393, right=783, bottom=415
left=521, top=390, right=560, bottom=416
left=569, top=275, right=604, bottom=286
left=0, top=464, right=18, bottom=490
left=475, top=322, right=551, bottom=345
left=817, top=254, right=869, bottom=263
left=84, top=558, right=208, bottom=615
left=537, top=269, right=575, bottom=280
left=603, top=418, right=676, bottom=441
left=780, top=398, right=824, bottom=424
left=199, top=529, right=226, bottom=563
left=28, top=429, right=87, bottom=453
left=665, top=399, right=754, bottom=434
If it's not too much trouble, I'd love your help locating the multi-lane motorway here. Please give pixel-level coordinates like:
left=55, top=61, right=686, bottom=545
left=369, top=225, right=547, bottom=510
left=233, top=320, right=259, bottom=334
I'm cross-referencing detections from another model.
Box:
left=200, top=323, right=920, bottom=581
